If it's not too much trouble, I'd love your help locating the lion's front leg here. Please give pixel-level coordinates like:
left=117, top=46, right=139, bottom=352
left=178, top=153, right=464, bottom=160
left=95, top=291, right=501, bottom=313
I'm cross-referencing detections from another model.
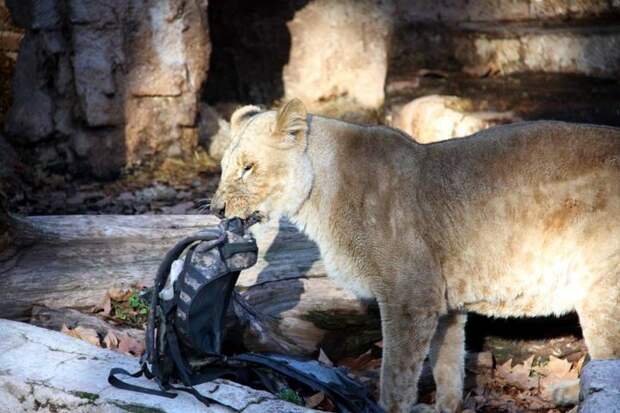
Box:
left=378, top=298, right=440, bottom=413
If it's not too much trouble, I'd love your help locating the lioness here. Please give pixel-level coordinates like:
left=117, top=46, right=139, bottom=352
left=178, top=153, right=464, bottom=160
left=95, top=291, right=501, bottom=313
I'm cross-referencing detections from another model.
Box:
left=211, top=99, right=620, bottom=413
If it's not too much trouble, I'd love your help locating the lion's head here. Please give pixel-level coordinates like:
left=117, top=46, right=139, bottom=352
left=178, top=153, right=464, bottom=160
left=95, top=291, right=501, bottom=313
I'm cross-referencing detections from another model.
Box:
left=210, top=99, right=313, bottom=222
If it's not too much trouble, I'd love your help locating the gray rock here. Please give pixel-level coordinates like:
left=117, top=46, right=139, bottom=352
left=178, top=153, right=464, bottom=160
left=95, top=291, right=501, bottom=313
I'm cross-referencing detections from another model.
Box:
left=135, top=184, right=178, bottom=203
left=164, top=201, right=196, bottom=214
left=68, top=0, right=126, bottom=27
left=5, top=0, right=62, bottom=29
left=4, top=33, right=54, bottom=142
left=0, top=133, right=18, bottom=182
left=71, top=26, right=124, bottom=127
left=579, top=359, right=620, bottom=413
left=391, top=21, right=620, bottom=82
left=0, top=319, right=319, bottom=413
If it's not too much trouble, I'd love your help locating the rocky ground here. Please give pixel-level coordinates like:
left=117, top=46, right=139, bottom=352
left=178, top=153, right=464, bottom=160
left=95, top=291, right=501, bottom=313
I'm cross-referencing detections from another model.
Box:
left=25, top=284, right=590, bottom=413
left=8, top=150, right=220, bottom=216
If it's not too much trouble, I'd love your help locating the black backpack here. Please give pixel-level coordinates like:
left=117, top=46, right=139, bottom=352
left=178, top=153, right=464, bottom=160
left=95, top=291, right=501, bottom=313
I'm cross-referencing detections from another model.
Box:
left=109, top=218, right=383, bottom=413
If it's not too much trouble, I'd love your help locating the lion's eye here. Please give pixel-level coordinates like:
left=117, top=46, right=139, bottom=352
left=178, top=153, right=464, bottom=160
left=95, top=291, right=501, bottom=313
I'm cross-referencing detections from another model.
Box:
left=241, top=163, right=254, bottom=179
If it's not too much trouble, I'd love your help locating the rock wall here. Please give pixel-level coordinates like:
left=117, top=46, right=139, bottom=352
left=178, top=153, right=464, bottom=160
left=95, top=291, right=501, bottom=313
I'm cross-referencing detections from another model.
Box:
left=4, top=0, right=620, bottom=179
left=0, top=0, right=21, bottom=126
left=4, top=0, right=210, bottom=179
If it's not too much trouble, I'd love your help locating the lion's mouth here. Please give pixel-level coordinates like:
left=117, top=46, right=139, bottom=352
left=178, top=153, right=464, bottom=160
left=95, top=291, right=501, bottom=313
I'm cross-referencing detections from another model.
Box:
left=243, top=210, right=264, bottom=229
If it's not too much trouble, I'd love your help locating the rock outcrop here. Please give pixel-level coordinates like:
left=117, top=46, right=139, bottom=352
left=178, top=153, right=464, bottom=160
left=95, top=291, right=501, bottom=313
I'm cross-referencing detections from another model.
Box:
left=3, top=0, right=210, bottom=179
left=0, top=319, right=318, bottom=413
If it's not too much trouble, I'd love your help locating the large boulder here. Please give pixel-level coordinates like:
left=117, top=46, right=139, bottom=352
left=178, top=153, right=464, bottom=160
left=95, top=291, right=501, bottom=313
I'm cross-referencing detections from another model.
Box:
left=579, top=360, right=620, bottom=413
left=393, top=95, right=519, bottom=143
left=283, top=0, right=393, bottom=111
left=0, top=319, right=318, bottom=413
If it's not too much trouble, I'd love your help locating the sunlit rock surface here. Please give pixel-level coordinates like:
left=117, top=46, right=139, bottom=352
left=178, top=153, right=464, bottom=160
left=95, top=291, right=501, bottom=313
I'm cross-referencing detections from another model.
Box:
left=283, top=0, right=393, bottom=111
left=0, top=319, right=318, bottom=413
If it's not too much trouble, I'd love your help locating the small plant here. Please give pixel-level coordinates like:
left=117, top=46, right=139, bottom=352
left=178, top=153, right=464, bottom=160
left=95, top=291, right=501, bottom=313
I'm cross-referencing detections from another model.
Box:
left=128, top=293, right=149, bottom=315
left=109, top=291, right=149, bottom=328
left=277, top=388, right=303, bottom=406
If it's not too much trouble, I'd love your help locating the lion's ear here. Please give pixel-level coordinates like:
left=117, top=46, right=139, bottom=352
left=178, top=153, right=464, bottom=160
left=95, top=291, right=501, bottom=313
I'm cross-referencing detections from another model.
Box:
left=273, top=98, right=308, bottom=147
left=230, top=105, right=262, bottom=131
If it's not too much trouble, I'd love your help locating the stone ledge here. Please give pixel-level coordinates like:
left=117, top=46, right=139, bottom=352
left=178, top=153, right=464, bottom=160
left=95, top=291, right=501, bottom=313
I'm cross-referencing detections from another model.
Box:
left=396, top=0, right=620, bottom=24
left=391, top=22, right=620, bottom=79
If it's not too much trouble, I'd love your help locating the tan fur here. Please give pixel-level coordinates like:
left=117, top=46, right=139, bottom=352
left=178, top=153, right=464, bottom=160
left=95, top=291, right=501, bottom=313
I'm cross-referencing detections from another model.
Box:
left=212, top=100, right=620, bottom=413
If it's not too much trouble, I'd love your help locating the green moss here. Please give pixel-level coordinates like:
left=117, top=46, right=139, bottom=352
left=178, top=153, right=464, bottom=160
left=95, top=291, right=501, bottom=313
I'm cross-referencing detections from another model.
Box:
left=277, top=388, right=303, bottom=406
left=111, top=402, right=166, bottom=413
left=70, top=391, right=99, bottom=402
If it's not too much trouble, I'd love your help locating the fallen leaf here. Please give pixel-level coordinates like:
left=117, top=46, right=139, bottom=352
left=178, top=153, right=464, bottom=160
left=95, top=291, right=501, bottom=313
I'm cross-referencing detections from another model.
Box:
left=318, top=348, right=333, bottom=366
left=543, top=356, right=573, bottom=377
left=316, top=395, right=335, bottom=412
left=534, top=356, right=579, bottom=400
left=74, top=326, right=101, bottom=347
left=93, top=293, right=113, bottom=316
left=495, top=356, right=538, bottom=390
left=305, top=392, right=325, bottom=408
left=103, top=331, right=119, bottom=349
left=574, top=355, right=586, bottom=375
left=108, top=287, right=132, bottom=301
left=339, top=350, right=379, bottom=372
left=61, top=324, right=101, bottom=347
left=117, top=333, right=145, bottom=356
left=61, top=323, right=78, bottom=338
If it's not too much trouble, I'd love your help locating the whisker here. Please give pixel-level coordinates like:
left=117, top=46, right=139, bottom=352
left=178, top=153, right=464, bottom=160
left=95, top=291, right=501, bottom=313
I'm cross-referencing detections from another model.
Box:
left=196, top=199, right=211, bottom=207
left=196, top=204, right=212, bottom=214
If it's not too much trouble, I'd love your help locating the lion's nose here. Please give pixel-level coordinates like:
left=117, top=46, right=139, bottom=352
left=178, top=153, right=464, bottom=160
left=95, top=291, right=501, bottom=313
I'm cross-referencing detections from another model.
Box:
left=210, top=194, right=226, bottom=217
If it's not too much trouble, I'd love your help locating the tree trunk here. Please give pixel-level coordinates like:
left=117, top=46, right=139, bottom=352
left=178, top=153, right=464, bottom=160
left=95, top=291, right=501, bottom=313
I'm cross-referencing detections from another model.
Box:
left=0, top=214, right=379, bottom=358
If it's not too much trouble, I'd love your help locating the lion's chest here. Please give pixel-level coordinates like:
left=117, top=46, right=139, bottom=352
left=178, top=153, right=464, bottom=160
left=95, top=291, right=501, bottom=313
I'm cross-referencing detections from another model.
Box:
left=293, top=216, right=375, bottom=298
left=322, top=249, right=375, bottom=298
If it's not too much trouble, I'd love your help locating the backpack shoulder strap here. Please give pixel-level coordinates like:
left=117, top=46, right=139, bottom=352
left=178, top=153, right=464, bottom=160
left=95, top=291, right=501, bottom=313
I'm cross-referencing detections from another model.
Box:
left=108, top=366, right=177, bottom=399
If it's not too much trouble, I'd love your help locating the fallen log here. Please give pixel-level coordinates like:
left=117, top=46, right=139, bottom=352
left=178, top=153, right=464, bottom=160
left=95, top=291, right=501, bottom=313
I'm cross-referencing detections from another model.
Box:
left=2, top=213, right=580, bottom=360
left=0, top=214, right=379, bottom=357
